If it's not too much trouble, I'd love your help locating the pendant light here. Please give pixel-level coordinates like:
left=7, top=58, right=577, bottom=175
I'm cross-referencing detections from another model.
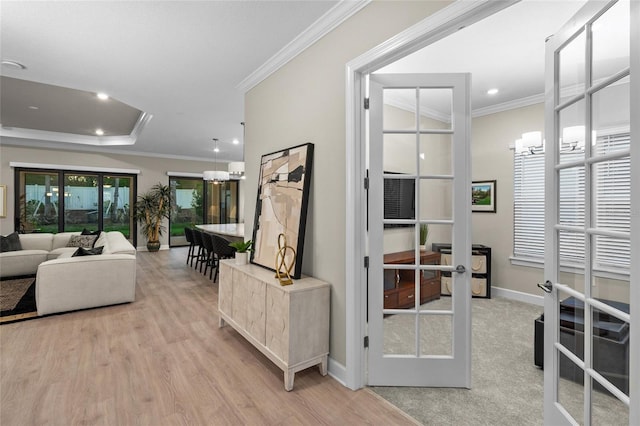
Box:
left=203, top=138, right=229, bottom=183
left=228, top=122, right=246, bottom=179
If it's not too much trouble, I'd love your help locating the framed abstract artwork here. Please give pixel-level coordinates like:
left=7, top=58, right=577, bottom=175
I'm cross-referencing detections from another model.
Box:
left=250, top=143, right=314, bottom=279
left=472, top=180, right=496, bottom=213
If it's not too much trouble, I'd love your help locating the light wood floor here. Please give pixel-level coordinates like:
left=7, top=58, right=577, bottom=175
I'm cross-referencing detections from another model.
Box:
left=0, top=248, right=416, bottom=425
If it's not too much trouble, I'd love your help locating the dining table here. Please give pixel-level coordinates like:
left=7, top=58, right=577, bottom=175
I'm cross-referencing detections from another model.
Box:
left=195, top=223, right=245, bottom=242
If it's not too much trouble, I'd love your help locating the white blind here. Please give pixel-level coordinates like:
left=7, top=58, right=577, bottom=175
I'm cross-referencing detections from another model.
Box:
left=513, top=134, right=630, bottom=271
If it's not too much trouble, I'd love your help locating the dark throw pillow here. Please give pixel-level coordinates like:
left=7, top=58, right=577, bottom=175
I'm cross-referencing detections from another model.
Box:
left=0, top=232, right=22, bottom=253
left=81, top=229, right=102, bottom=246
left=66, top=234, right=99, bottom=249
left=72, top=246, right=104, bottom=257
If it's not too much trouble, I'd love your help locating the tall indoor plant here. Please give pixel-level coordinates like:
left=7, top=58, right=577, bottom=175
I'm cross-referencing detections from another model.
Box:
left=135, top=182, right=172, bottom=252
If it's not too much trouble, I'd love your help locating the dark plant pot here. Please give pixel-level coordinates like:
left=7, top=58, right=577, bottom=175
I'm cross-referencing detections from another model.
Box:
left=147, top=240, right=161, bottom=252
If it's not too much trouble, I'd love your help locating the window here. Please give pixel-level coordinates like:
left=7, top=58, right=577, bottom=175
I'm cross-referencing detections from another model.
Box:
left=16, top=168, right=137, bottom=243
left=513, top=133, right=630, bottom=273
left=168, top=177, right=239, bottom=247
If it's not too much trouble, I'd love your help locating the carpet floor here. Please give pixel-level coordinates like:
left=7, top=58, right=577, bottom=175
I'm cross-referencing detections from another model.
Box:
left=371, top=297, right=628, bottom=425
left=0, top=276, right=38, bottom=324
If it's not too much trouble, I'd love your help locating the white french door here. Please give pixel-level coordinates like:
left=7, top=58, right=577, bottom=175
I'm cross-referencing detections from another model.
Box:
left=543, top=0, right=638, bottom=424
left=367, top=73, right=472, bottom=387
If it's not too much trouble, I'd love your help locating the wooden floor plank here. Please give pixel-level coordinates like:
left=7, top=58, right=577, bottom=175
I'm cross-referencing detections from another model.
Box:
left=0, top=247, right=415, bottom=425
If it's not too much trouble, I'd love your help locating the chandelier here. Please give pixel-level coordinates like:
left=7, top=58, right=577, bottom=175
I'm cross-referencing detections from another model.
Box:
left=203, top=138, right=229, bottom=183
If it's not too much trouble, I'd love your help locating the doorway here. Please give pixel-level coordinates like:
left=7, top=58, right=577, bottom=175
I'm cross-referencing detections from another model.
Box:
left=346, top=1, right=636, bottom=423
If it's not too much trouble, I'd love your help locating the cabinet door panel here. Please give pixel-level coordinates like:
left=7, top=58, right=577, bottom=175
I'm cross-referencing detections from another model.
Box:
left=218, top=264, right=233, bottom=316
left=266, top=287, right=289, bottom=363
left=232, top=270, right=250, bottom=329
left=246, top=279, right=266, bottom=344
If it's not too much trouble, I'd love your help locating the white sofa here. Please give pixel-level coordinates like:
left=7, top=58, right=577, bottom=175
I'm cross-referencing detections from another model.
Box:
left=0, top=231, right=136, bottom=316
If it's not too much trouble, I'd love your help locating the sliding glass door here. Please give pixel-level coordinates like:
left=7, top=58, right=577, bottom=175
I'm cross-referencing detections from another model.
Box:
left=15, top=168, right=137, bottom=244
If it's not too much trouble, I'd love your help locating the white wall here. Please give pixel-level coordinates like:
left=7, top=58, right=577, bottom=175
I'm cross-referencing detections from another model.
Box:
left=244, top=1, right=454, bottom=366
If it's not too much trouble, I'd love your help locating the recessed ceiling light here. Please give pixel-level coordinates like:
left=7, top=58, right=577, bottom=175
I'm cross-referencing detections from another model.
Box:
left=487, top=88, right=499, bottom=95
left=28, top=106, right=39, bottom=110
left=97, top=92, right=109, bottom=100
left=232, top=138, right=239, bottom=145
left=95, top=129, right=104, bottom=136
left=1, top=60, right=27, bottom=70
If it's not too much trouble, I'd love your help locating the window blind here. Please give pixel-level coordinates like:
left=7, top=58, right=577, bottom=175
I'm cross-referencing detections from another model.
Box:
left=513, top=134, right=630, bottom=272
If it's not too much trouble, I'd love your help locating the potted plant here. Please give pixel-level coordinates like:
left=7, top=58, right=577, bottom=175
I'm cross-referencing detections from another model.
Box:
left=134, top=183, right=172, bottom=252
left=229, top=240, right=253, bottom=265
left=419, top=224, right=429, bottom=251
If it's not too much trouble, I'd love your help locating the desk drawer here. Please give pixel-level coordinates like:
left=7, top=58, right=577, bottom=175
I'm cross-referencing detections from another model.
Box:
left=384, top=291, right=398, bottom=309
left=398, top=287, right=416, bottom=307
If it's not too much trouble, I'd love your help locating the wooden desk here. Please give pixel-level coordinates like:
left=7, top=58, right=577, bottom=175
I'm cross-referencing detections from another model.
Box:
left=383, top=250, right=441, bottom=309
left=196, top=223, right=245, bottom=242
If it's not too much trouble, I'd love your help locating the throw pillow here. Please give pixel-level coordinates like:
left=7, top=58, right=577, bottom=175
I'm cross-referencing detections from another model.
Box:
left=0, top=232, right=22, bottom=253
left=81, top=228, right=101, bottom=246
left=72, top=246, right=104, bottom=257
left=66, top=234, right=98, bottom=249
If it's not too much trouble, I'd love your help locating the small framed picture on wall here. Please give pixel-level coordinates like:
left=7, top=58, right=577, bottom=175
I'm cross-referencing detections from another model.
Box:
left=472, top=180, right=496, bottom=213
left=0, top=185, right=6, bottom=218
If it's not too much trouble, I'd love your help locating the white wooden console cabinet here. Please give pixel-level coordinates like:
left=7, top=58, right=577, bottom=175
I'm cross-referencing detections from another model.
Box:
left=218, top=260, right=330, bottom=391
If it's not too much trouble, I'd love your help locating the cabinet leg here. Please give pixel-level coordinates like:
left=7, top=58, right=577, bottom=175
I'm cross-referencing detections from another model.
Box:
left=319, top=356, right=328, bottom=376
left=218, top=317, right=226, bottom=328
left=284, top=369, right=295, bottom=391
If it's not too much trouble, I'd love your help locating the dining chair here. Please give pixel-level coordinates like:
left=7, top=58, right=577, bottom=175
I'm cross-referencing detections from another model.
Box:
left=184, top=227, right=197, bottom=266
left=210, top=234, right=237, bottom=282
left=192, top=229, right=206, bottom=271
left=201, top=233, right=217, bottom=280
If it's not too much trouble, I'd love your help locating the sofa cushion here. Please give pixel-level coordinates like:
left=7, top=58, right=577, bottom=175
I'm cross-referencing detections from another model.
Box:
left=17, top=233, right=55, bottom=251
left=94, top=232, right=109, bottom=252
left=48, top=247, right=79, bottom=260
left=0, top=232, right=22, bottom=253
left=0, top=249, right=49, bottom=277
left=66, top=235, right=98, bottom=249
left=52, top=232, right=80, bottom=250
left=72, top=246, right=104, bottom=257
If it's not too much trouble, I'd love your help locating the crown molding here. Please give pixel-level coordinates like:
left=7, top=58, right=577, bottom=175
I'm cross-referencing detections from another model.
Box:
left=472, top=92, right=544, bottom=117
left=0, top=112, right=153, bottom=147
left=236, top=0, right=371, bottom=93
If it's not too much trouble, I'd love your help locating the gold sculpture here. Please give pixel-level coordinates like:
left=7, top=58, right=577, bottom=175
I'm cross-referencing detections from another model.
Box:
left=275, top=233, right=296, bottom=286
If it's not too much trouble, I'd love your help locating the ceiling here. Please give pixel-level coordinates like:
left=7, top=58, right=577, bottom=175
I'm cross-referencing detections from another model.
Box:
left=1, top=1, right=589, bottom=162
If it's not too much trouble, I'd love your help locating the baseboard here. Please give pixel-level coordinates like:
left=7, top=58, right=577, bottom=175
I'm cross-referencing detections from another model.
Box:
left=136, top=244, right=170, bottom=252
left=492, top=286, right=544, bottom=306
left=327, top=356, right=347, bottom=387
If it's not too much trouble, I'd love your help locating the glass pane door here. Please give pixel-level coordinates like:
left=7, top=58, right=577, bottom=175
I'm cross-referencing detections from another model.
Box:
left=63, top=173, right=98, bottom=232
left=102, top=176, right=134, bottom=240
left=169, top=177, right=204, bottom=246
left=543, top=1, right=634, bottom=424
left=368, top=73, right=472, bottom=387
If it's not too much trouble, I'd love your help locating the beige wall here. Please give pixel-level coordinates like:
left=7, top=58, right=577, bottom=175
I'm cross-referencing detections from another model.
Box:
left=0, top=145, right=241, bottom=246
left=471, top=103, right=545, bottom=295
left=244, top=1, right=453, bottom=366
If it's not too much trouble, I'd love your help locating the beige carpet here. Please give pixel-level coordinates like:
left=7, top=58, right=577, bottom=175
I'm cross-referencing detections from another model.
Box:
left=371, top=297, right=628, bottom=425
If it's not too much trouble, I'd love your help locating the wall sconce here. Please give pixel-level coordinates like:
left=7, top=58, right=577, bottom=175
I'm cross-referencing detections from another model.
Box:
left=515, top=131, right=544, bottom=155
left=561, top=125, right=586, bottom=152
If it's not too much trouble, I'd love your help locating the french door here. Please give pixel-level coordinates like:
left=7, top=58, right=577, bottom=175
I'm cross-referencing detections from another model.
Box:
left=543, top=0, right=638, bottom=424
left=367, top=73, right=472, bottom=387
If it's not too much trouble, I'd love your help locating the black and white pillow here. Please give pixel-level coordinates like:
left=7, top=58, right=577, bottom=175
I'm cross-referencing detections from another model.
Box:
left=66, top=234, right=99, bottom=249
